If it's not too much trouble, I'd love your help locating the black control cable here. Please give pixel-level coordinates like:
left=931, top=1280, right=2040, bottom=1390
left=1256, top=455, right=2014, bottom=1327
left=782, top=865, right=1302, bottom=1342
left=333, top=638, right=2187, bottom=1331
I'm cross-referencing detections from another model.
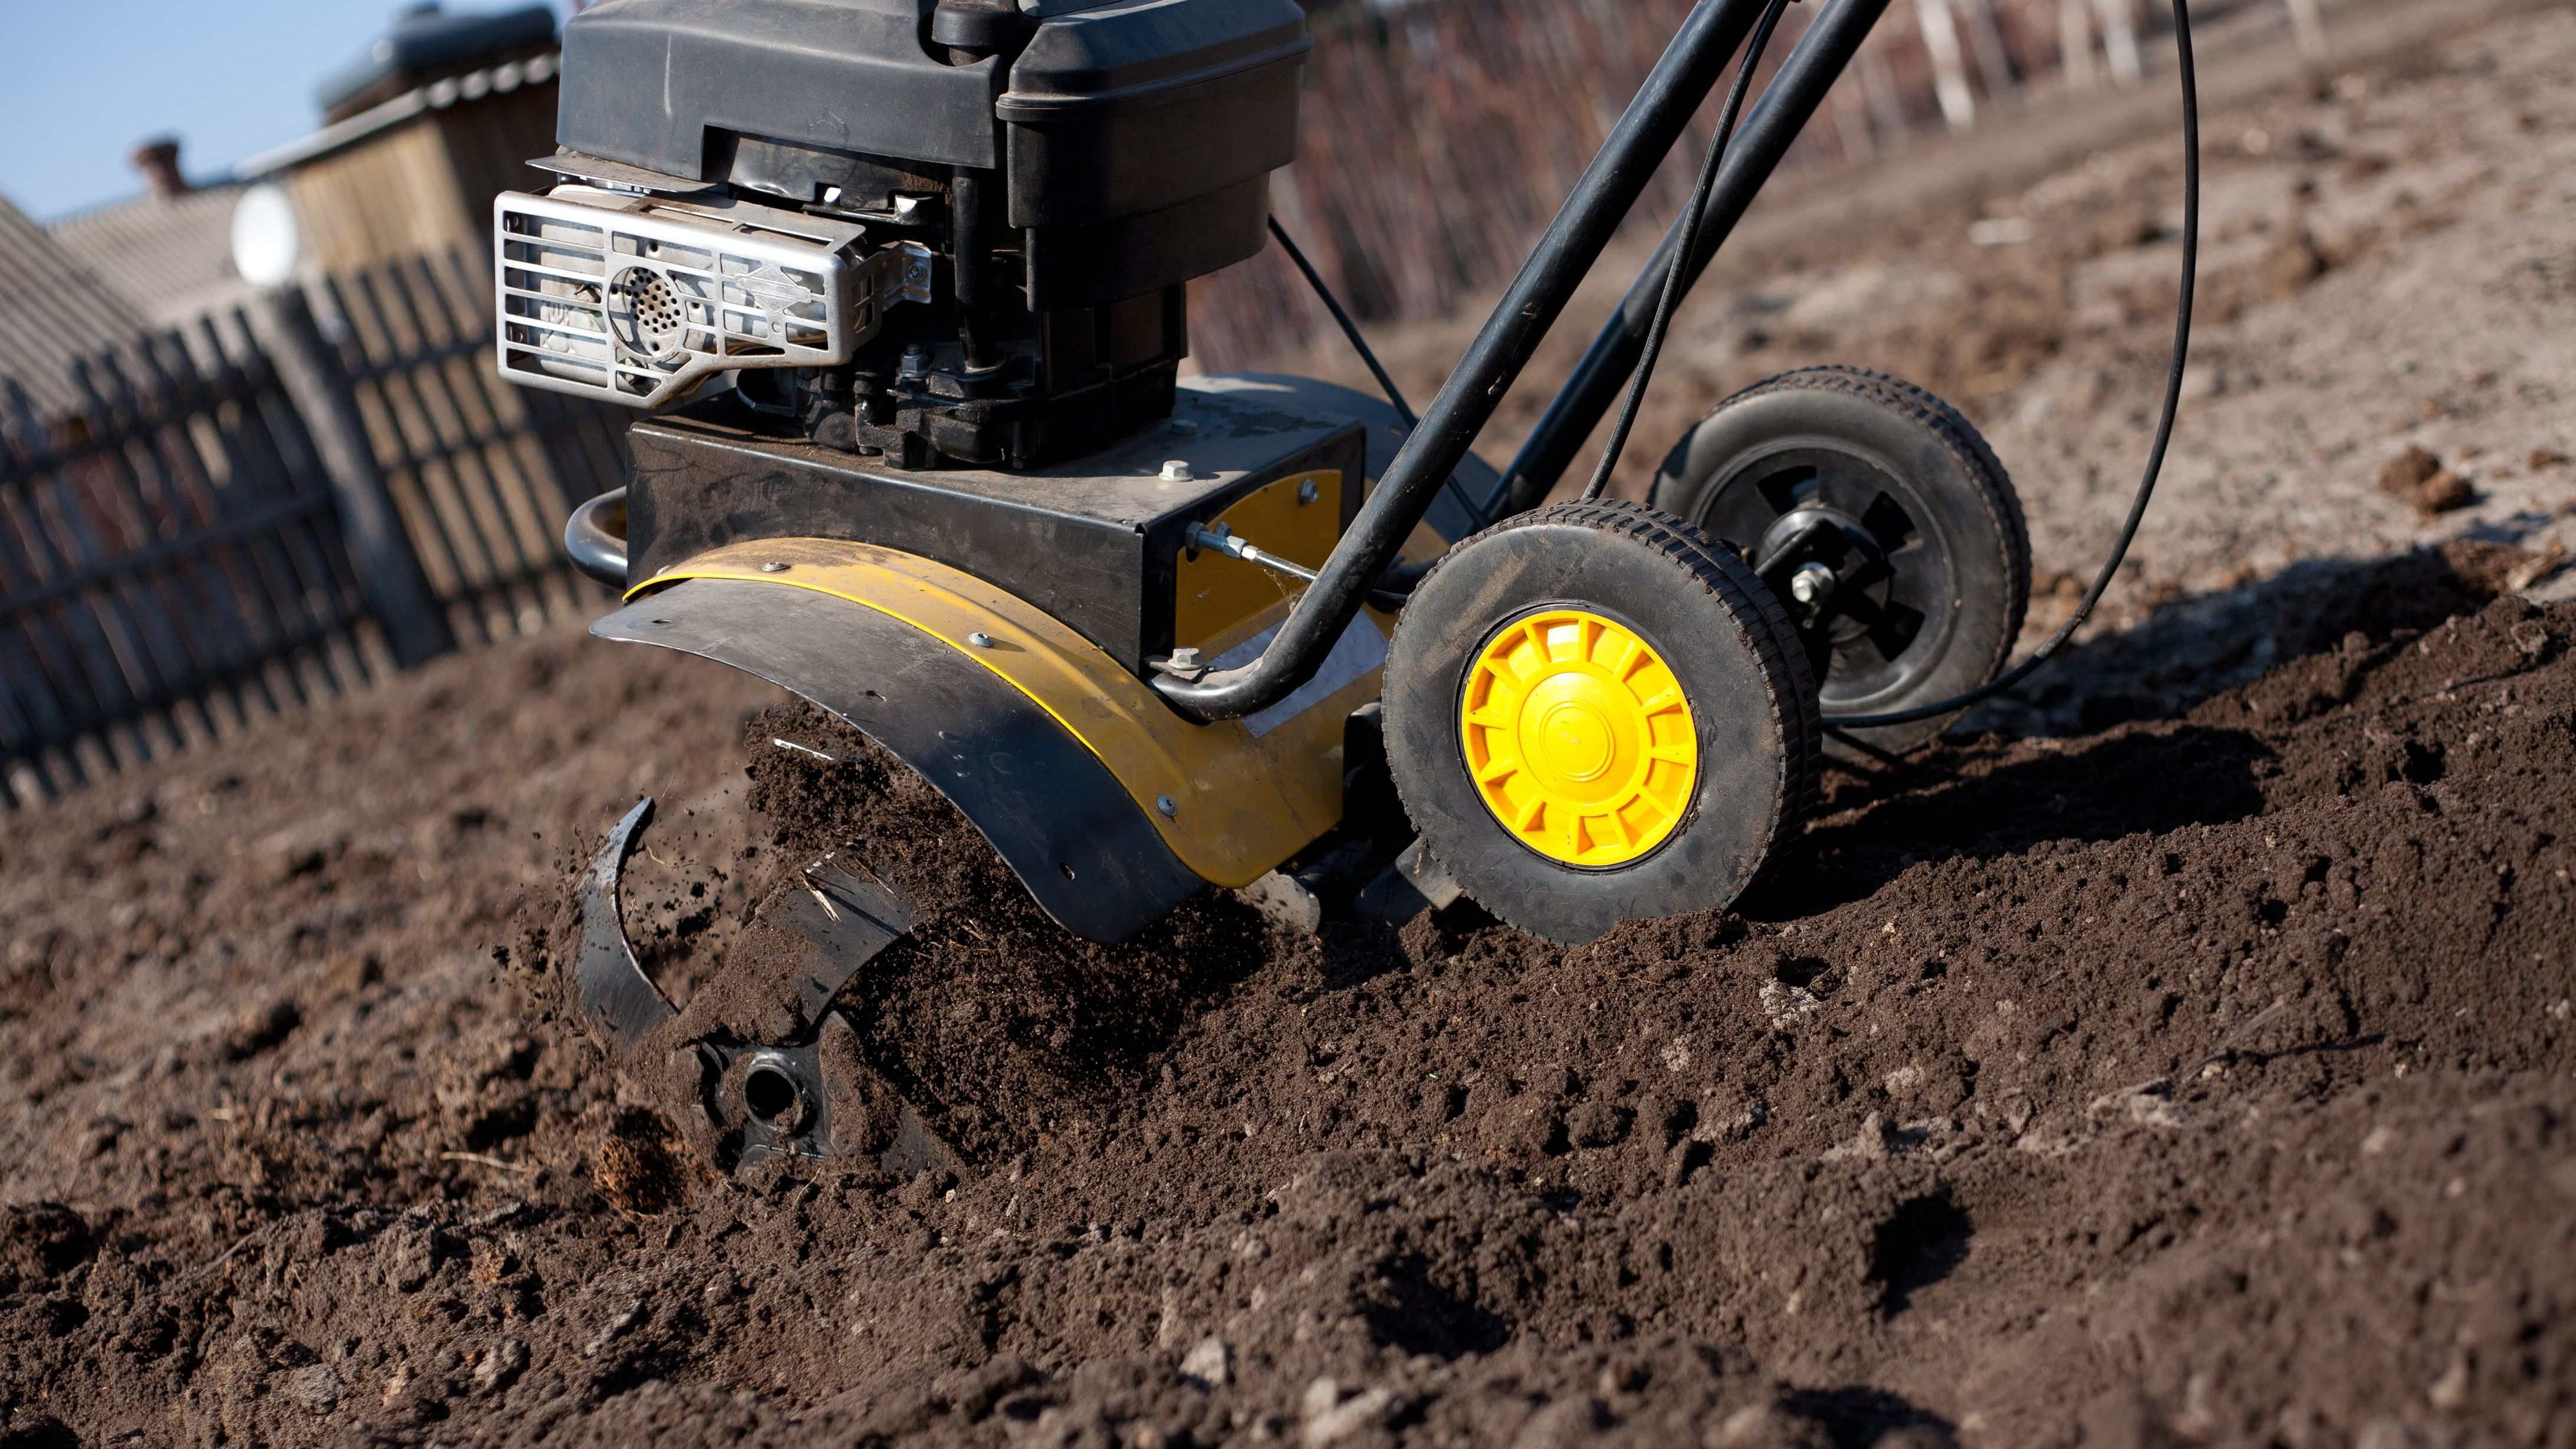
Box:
left=1267, top=215, right=1484, bottom=531
left=1265, top=0, right=2198, bottom=735
left=1828, top=0, right=2199, bottom=730
left=1579, top=0, right=1795, bottom=504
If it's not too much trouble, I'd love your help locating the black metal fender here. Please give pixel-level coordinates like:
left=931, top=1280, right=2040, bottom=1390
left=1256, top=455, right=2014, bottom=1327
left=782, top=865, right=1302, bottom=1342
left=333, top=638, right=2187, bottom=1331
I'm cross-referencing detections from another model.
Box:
left=592, top=577, right=1209, bottom=944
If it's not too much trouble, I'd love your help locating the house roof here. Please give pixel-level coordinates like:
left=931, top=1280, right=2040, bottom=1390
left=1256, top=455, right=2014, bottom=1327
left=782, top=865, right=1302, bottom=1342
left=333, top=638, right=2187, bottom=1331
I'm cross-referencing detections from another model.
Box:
left=47, top=182, right=257, bottom=330
left=315, top=2, right=557, bottom=122
left=236, top=50, right=560, bottom=180
left=0, top=194, right=153, bottom=427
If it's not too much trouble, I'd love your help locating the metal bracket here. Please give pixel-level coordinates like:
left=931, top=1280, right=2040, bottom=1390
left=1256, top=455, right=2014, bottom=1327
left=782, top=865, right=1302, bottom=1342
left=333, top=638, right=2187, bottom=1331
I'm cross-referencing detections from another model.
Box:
left=855, top=241, right=937, bottom=338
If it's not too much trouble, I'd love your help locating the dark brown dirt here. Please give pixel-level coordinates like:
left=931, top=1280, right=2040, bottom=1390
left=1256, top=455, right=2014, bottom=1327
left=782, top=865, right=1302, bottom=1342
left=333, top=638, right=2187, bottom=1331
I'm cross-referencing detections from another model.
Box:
left=4, top=570, right=2571, bottom=1449
left=6, top=6, right=2576, bottom=1445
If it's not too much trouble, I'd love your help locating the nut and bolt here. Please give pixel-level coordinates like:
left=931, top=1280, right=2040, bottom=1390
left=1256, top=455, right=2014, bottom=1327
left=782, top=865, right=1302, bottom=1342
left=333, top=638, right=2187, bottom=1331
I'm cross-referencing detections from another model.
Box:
left=1160, top=460, right=1195, bottom=483
left=1787, top=562, right=1839, bottom=609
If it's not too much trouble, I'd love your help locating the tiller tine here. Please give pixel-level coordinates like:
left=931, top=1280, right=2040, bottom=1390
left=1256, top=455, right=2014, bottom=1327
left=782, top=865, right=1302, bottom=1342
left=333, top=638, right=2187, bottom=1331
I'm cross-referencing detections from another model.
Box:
left=573, top=797, right=955, bottom=1175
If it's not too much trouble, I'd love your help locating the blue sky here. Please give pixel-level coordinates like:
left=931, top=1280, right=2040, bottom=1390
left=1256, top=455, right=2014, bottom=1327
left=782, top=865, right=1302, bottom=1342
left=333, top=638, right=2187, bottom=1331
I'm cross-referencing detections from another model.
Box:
left=1, top=2, right=579, bottom=222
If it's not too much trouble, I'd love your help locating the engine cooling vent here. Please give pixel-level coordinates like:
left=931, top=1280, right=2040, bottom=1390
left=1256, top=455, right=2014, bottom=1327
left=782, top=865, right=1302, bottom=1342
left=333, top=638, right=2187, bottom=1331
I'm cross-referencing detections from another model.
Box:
left=493, top=187, right=929, bottom=409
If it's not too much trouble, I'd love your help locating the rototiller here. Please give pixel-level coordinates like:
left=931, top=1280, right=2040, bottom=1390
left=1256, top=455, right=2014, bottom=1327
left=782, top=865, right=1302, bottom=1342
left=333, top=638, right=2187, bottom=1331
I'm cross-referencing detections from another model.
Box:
left=498, top=0, right=2199, bottom=1168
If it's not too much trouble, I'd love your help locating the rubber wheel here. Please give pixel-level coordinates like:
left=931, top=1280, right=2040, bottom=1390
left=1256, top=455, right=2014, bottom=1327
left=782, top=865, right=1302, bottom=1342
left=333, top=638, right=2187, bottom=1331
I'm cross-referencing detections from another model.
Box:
left=1647, top=366, right=2030, bottom=760
left=1384, top=500, right=1819, bottom=945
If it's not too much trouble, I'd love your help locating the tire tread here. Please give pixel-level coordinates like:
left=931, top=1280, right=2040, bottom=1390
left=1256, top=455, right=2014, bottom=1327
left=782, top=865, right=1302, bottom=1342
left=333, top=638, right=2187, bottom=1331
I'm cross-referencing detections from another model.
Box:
left=1387, top=498, right=1821, bottom=939
left=1647, top=364, right=2031, bottom=753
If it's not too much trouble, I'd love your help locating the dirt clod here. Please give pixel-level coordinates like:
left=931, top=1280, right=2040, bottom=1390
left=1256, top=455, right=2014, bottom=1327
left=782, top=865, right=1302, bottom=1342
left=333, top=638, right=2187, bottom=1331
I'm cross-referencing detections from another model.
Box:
left=590, top=1112, right=692, bottom=1215
left=2377, top=443, right=2445, bottom=497
left=2415, top=468, right=2476, bottom=515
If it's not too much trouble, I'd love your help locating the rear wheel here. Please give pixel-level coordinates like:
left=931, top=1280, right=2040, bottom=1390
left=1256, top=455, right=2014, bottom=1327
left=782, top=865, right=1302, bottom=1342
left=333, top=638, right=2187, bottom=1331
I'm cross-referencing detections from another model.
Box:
left=1383, top=500, right=1818, bottom=945
left=1648, top=366, right=2030, bottom=761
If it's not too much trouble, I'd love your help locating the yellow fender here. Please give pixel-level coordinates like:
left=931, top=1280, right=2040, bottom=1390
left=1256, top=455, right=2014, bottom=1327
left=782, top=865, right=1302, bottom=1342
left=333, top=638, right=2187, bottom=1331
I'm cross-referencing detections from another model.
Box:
left=599, top=537, right=1392, bottom=937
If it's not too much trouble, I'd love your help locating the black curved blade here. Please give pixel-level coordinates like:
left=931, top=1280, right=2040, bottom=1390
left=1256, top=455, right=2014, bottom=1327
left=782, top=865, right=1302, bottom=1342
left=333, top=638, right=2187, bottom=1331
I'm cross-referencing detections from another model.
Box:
left=573, top=797, right=678, bottom=1058
left=773, top=860, right=918, bottom=1026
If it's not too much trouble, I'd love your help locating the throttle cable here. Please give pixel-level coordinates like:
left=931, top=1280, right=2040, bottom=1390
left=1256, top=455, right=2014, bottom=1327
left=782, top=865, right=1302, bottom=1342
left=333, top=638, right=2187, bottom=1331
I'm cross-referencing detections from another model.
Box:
left=1828, top=0, right=2200, bottom=730
left=1267, top=0, right=2203, bottom=738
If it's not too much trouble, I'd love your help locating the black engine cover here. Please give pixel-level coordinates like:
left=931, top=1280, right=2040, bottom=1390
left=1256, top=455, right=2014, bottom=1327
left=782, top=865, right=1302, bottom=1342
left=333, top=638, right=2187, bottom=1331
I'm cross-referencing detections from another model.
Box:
left=560, top=0, right=1004, bottom=175
left=557, top=0, right=1308, bottom=303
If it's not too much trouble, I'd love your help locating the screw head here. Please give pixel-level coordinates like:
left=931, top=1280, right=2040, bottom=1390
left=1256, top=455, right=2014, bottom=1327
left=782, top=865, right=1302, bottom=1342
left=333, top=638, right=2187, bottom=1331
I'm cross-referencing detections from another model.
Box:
left=1160, top=460, right=1195, bottom=483
left=967, top=631, right=996, bottom=649
left=1296, top=478, right=1320, bottom=506
left=760, top=561, right=791, bottom=574
left=1156, top=795, right=1178, bottom=819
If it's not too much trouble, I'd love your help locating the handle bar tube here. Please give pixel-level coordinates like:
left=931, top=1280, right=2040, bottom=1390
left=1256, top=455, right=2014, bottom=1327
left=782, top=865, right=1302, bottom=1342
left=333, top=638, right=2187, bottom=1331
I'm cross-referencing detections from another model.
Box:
left=1152, top=0, right=1888, bottom=722
left=1491, top=0, right=1898, bottom=520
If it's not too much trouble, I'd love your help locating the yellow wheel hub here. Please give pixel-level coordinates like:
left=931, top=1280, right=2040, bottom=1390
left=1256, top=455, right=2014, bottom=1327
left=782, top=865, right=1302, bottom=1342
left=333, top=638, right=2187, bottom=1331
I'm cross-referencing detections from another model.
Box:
left=1459, top=609, right=1698, bottom=867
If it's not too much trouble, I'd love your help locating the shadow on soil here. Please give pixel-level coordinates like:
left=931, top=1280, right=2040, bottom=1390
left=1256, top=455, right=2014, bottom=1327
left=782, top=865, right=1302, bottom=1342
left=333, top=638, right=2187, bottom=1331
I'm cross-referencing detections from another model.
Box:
left=1782, top=1386, right=1961, bottom=1449
left=1960, top=540, right=2518, bottom=737
left=1750, top=541, right=2521, bottom=916
left=1768, top=721, right=2275, bottom=917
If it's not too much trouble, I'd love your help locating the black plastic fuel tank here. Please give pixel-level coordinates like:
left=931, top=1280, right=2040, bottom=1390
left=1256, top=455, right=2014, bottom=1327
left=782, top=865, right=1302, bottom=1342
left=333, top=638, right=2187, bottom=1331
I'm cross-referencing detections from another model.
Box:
left=1001, top=0, right=1308, bottom=304
left=555, top=0, right=1307, bottom=305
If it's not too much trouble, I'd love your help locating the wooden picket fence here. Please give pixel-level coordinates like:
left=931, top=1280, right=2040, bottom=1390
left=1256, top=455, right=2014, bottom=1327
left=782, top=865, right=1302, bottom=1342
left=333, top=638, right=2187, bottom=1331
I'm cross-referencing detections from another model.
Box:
left=0, top=254, right=626, bottom=807
left=316, top=251, right=630, bottom=646
left=0, top=328, right=379, bottom=804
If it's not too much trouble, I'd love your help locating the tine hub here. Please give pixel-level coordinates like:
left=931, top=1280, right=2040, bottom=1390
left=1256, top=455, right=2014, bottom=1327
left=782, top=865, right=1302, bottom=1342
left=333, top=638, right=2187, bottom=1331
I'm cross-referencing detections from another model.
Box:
left=567, top=801, right=954, bottom=1177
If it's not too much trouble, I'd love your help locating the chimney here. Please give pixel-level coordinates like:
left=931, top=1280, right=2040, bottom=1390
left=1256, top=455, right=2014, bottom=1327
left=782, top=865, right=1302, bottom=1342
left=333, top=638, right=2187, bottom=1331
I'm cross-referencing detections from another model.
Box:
left=130, top=137, right=190, bottom=200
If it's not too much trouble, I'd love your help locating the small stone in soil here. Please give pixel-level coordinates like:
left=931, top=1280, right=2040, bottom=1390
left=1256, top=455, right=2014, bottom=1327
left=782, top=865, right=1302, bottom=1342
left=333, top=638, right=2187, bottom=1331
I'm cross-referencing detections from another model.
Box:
left=382, top=1224, right=436, bottom=1292
left=290, top=1363, right=344, bottom=1412
left=1181, top=1335, right=1232, bottom=1387
left=473, top=1338, right=528, bottom=1394
left=585, top=1299, right=645, bottom=1357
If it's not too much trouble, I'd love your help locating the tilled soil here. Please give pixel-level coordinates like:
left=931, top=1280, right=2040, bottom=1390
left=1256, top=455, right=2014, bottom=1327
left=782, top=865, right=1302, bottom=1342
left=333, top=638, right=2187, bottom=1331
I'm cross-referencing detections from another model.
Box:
left=6, top=5, right=2576, bottom=1447
left=6, top=558, right=2571, bottom=1449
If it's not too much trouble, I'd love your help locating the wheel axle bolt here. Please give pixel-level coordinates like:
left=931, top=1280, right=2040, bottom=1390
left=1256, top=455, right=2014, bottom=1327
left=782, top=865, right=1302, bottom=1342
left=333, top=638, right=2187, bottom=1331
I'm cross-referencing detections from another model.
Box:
left=1788, top=562, right=1838, bottom=609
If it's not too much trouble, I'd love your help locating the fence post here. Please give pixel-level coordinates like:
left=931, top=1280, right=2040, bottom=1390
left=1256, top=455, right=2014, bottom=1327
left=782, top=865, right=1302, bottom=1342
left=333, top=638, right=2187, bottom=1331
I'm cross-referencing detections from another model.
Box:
left=1915, top=0, right=1979, bottom=132
left=252, top=286, right=457, bottom=669
left=2284, top=0, right=2329, bottom=62
left=2092, top=0, right=2144, bottom=86
left=1959, top=0, right=2018, bottom=99
left=2061, top=0, right=2098, bottom=86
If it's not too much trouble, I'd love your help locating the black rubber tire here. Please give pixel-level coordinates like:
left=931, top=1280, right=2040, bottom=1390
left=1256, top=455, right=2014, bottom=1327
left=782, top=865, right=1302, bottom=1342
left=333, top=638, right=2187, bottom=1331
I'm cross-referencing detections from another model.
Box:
left=1384, top=500, right=1819, bottom=945
left=1647, top=366, right=2030, bottom=761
